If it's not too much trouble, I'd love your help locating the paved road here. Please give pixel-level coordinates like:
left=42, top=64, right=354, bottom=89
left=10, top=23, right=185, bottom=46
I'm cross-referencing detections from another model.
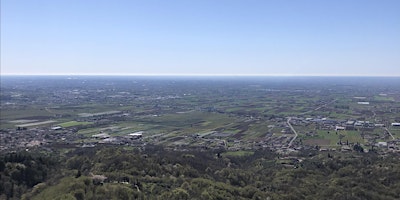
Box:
left=384, top=127, right=395, bottom=140
left=287, top=117, right=298, bottom=147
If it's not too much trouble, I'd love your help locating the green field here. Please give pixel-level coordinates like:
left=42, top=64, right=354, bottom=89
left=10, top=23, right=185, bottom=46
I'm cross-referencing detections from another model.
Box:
left=303, top=130, right=364, bottom=147
left=58, top=121, right=93, bottom=128
left=374, top=95, right=395, bottom=101
left=223, top=150, right=254, bottom=157
left=136, top=112, right=235, bottom=134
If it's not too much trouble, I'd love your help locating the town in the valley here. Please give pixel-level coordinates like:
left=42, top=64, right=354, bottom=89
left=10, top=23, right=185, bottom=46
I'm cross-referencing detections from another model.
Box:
left=1, top=76, right=400, bottom=157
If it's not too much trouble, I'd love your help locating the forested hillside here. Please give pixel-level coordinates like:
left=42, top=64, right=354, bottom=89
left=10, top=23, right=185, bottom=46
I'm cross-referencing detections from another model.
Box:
left=1, top=146, right=400, bottom=200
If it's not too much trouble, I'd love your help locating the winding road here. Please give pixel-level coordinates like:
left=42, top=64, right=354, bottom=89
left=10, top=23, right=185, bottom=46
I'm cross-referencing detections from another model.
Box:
left=287, top=117, right=298, bottom=147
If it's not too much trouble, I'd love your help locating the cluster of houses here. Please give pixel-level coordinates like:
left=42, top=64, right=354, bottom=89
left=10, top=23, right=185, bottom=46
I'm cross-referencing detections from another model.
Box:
left=0, top=126, right=85, bottom=152
left=2, top=109, right=399, bottom=154
left=290, top=117, right=400, bottom=131
left=89, top=131, right=143, bottom=146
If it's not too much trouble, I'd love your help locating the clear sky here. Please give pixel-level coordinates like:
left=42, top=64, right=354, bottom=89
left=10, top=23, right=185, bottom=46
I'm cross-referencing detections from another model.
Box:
left=1, top=0, right=400, bottom=76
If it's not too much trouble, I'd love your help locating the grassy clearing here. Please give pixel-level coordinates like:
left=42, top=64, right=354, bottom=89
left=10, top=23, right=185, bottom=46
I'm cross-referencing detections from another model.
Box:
left=341, top=130, right=364, bottom=144
left=223, top=150, right=254, bottom=157
left=303, top=130, right=364, bottom=146
left=137, top=112, right=234, bottom=134
left=304, top=139, right=330, bottom=146
left=218, top=127, right=241, bottom=135
left=77, top=121, right=162, bottom=138
left=388, top=128, right=400, bottom=139
left=0, top=121, right=17, bottom=129
left=328, top=112, right=353, bottom=119
left=248, top=123, right=272, bottom=133
left=77, top=127, right=103, bottom=137
left=374, top=96, right=395, bottom=101
left=58, top=121, right=93, bottom=128
left=18, top=120, right=57, bottom=128
left=241, top=123, right=273, bottom=139
left=0, top=108, right=54, bottom=120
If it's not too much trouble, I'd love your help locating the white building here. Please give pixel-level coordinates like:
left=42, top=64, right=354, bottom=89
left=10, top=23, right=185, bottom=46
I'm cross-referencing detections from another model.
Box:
left=391, top=123, right=400, bottom=126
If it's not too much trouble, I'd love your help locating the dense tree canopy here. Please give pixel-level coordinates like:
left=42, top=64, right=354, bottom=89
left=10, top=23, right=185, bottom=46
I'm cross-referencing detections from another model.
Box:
left=1, top=146, right=400, bottom=199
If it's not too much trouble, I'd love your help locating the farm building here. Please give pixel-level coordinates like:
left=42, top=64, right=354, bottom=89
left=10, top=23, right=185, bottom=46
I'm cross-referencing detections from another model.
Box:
left=376, top=142, right=388, bottom=147
left=335, top=126, right=345, bottom=131
left=92, top=133, right=110, bottom=139
left=51, top=126, right=62, bottom=130
left=128, top=131, right=143, bottom=139
left=391, top=123, right=400, bottom=126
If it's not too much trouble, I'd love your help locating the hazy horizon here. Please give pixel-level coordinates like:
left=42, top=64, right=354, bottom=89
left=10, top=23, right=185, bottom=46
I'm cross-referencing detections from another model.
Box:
left=0, top=74, right=400, bottom=78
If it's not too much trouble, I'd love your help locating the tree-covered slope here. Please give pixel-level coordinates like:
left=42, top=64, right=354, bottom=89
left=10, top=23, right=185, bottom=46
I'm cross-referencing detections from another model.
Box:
left=1, top=146, right=400, bottom=200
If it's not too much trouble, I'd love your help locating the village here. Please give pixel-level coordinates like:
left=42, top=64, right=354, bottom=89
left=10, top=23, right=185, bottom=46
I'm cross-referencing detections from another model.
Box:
left=1, top=108, right=400, bottom=156
left=1, top=76, right=400, bottom=156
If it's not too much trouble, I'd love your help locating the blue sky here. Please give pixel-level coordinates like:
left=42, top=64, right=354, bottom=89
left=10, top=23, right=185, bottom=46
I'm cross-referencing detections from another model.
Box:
left=1, top=0, right=400, bottom=76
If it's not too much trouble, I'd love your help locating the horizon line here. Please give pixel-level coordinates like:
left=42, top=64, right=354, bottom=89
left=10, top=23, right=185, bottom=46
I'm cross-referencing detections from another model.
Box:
left=1, top=73, right=400, bottom=77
